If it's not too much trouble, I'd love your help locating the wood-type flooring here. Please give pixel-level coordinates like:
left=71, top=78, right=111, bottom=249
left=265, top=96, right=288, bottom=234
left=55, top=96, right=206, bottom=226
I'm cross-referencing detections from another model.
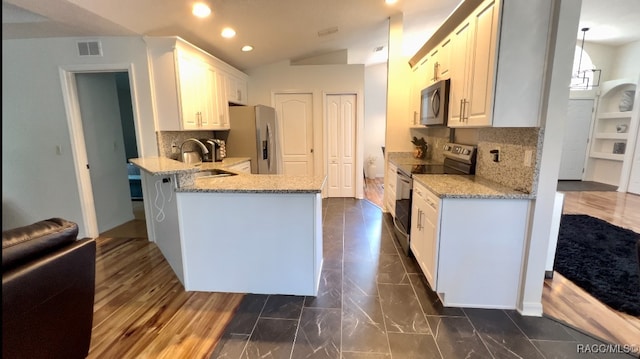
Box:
left=89, top=211, right=243, bottom=358
left=543, top=190, right=640, bottom=347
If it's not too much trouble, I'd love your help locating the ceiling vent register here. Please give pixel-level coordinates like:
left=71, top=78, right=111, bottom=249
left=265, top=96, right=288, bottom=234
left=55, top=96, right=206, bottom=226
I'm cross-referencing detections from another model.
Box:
left=77, top=41, right=103, bottom=57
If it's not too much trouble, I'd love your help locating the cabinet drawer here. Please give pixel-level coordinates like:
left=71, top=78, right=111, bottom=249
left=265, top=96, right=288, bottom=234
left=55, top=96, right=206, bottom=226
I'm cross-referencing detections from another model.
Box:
left=413, top=182, right=439, bottom=209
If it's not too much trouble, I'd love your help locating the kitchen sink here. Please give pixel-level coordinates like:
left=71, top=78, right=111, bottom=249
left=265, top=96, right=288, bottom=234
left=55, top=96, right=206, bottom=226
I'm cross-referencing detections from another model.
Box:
left=194, top=169, right=237, bottom=179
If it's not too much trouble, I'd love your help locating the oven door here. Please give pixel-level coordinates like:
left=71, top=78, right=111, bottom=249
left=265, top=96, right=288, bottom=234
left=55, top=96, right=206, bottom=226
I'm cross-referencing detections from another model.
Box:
left=393, top=170, right=412, bottom=255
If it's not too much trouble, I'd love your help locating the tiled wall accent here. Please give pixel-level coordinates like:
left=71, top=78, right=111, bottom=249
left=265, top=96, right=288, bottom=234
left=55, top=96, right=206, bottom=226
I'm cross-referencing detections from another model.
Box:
left=410, top=127, right=450, bottom=162
left=157, top=131, right=215, bottom=160
left=476, top=127, right=543, bottom=194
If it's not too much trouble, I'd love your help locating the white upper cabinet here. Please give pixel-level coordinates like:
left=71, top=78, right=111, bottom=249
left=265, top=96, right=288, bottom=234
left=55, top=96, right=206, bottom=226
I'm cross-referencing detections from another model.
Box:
left=410, top=0, right=553, bottom=128
left=176, top=52, right=220, bottom=130
left=448, top=0, right=498, bottom=128
left=438, top=37, right=451, bottom=79
left=145, top=36, right=248, bottom=131
left=226, top=73, right=248, bottom=105
left=214, top=71, right=230, bottom=129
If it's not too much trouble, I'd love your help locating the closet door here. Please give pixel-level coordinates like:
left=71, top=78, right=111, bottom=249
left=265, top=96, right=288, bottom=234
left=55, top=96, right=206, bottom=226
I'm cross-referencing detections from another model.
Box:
left=327, top=94, right=356, bottom=197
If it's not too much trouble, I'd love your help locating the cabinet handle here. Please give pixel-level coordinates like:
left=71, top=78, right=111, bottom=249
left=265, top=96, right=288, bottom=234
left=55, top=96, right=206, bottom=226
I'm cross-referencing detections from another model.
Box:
left=237, top=90, right=241, bottom=101
left=432, top=62, right=439, bottom=82
left=417, top=209, right=422, bottom=230
left=463, top=99, right=469, bottom=122
left=459, top=100, right=464, bottom=122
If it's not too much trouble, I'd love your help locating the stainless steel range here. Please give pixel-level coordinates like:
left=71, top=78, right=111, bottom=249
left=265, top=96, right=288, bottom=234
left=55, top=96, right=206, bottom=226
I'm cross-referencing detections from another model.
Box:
left=393, top=143, right=477, bottom=256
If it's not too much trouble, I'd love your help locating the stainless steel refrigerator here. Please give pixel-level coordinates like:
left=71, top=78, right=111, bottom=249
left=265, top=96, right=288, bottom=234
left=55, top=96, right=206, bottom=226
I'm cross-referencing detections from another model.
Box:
left=226, top=105, right=278, bottom=174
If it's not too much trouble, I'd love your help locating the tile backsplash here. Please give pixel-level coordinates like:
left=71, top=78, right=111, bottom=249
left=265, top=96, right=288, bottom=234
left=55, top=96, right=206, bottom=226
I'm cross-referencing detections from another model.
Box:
left=410, top=127, right=450, bottom=162
left=476, top=127, right=542, bottom=194
left=157, top=131, right=215, bottom=160
left=405, top=126, right=541, bottom=193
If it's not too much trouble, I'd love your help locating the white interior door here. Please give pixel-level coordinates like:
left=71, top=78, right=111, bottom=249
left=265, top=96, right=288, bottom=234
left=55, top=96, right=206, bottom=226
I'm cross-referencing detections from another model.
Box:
left=559, top=99, right=594, bottom=180
left=274, top=93, right=314, bottom=175
left=327, top=94, right=356, bottom=197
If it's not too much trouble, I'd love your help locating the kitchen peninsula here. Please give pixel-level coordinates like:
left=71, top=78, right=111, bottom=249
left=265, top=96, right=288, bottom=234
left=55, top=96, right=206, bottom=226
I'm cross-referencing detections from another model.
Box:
left=129, top=156, right=326, bottom=296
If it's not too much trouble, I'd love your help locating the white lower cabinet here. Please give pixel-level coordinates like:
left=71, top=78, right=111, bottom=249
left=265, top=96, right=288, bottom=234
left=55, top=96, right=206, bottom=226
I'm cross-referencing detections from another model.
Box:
left=410, top=179, right=531, bottom=309
left=141, top=172, right=184, bottom=283
left=385, top=162, right=397, bottom=216
left=227, top=160, right=251, bottom=174
left=410, top=182, right=440, bottom=289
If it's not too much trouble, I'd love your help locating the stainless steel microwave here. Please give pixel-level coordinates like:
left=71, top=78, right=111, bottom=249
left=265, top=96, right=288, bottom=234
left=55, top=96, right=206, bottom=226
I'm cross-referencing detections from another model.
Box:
left=420, top=79, right=450, bottom=126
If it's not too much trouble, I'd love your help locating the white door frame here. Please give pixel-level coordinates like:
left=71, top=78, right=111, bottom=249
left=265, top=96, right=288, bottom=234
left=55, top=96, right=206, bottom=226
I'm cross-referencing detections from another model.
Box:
left=323, top=91, right=363, bottom=199
left=58, top=63, right=144, bottom=238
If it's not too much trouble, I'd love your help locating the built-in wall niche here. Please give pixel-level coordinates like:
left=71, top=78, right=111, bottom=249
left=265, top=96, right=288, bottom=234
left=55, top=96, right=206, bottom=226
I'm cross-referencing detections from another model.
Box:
left=585, top=79, right=637, bottom=186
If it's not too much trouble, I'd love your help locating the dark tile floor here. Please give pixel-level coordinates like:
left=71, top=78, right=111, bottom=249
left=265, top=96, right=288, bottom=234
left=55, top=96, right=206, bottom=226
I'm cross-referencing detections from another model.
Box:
left=211, top=198, right=637, bottom=359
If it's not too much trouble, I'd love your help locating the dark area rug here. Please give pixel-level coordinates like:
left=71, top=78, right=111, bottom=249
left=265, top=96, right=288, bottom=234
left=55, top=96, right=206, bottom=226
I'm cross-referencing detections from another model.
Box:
left=554, top=214, right=640, bottom=316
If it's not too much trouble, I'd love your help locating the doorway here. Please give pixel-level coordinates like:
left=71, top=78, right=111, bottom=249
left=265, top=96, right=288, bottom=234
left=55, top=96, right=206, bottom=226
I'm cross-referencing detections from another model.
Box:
left=60, top=65, right=144, bottom=238
left=326, top=94, right=356, bottom=197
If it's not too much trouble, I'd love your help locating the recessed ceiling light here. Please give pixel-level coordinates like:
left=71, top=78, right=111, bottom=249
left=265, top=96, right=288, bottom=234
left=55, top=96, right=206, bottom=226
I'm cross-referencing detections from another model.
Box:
left=241, top=45, right=254, bottom=52
left=192, top=3, right=211, bottom=18
left=385, top=0, right=398, bottom=4
left=221, top=27, right=236, bottom=38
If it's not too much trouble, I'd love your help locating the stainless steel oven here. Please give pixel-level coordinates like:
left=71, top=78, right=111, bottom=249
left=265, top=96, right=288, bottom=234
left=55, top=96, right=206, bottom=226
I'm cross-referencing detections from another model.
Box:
left=392, top=142, right=477, bottom=256
left=394, top=169, right=413, bottom=242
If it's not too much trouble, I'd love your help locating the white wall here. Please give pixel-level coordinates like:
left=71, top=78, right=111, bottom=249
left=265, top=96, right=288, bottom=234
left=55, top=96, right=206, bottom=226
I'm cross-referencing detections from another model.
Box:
left=2, top=37, right=157, bottom=236
left=612, top=41, right=640, bottom=80
left=580, top=40, right=640, bottom=84
left=582, top=41, right=616, bottom=83
left=246, top=60, right=365, bottom=195
left=364, top=63, right=388, bottom=177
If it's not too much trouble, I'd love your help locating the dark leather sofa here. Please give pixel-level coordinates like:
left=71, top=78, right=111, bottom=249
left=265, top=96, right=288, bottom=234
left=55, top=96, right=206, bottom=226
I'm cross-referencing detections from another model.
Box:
left=2, top=218, right=96, bottom=359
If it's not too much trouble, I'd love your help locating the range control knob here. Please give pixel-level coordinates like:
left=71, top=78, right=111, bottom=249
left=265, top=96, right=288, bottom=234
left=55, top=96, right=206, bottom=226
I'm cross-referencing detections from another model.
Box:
left=463, top=149, right=470, bottom=155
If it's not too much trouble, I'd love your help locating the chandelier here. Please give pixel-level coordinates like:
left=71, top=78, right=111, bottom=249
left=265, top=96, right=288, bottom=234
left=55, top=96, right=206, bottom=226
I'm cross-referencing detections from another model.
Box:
left=571, top=27, right=602, bottom=90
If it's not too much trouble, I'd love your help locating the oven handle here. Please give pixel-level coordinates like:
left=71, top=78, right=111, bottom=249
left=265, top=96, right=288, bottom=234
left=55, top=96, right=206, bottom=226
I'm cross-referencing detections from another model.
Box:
left=396, top=171, right=412, bottom=184
left=392, top=215, right=409, bottom=237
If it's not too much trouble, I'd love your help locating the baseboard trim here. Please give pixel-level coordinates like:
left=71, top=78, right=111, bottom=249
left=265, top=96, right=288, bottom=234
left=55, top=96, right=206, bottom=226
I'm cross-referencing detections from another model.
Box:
left=518, top=301, right=543, bottom=317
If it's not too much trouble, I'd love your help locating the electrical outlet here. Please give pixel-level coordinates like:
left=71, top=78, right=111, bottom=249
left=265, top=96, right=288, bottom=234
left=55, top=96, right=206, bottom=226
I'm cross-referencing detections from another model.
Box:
left=524, top=150, right=533, bottom=167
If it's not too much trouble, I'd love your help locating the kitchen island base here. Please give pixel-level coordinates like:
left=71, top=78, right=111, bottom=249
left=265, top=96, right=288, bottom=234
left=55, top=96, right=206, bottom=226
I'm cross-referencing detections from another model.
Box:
left=176, top=192, right=323, bottom=296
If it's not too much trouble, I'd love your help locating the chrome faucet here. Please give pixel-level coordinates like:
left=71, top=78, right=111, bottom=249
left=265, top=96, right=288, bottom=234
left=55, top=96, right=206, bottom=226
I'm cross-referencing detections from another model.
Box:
left=179, top=138, right=209, bottom=163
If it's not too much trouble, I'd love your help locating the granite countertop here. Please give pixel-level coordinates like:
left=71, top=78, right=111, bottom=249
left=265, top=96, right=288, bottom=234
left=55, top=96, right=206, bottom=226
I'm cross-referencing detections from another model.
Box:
left=387, top=152, right=443, bottom=166
left=129, top=157, right=250, bottom=175
left=412, top=174, right=534, bottom=199
left=178, top=174, right=327, bottom=193
left=129, top=156, right=326, bottom=193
